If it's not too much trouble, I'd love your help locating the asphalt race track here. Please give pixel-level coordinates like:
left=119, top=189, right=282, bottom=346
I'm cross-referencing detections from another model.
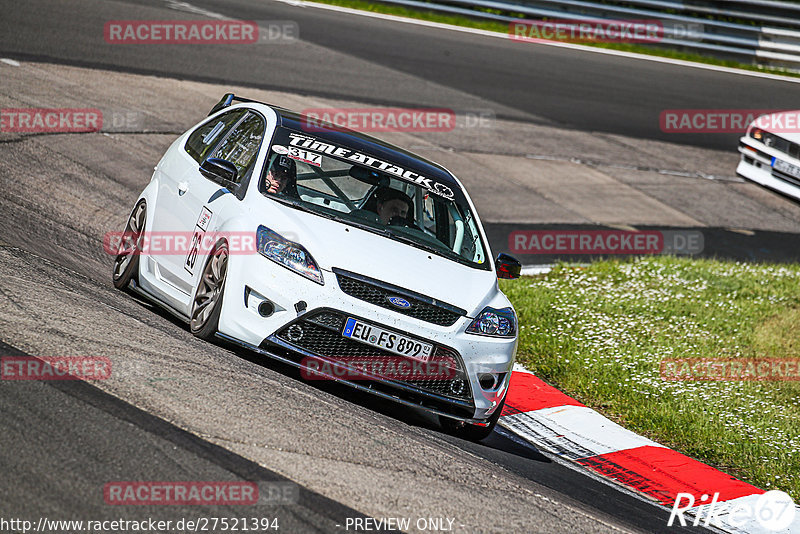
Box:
left=1, top=0, right=799, bottom=532
left=1, top=0, right=799, bottom=150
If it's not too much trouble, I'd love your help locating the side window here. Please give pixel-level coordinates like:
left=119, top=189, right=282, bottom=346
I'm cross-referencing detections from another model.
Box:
left=211, top=112, right=265, bottom=184
left=185, top=109, right=247, bottom=164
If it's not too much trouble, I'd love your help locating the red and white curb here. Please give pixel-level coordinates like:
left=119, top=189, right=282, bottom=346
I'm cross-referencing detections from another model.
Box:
left=498, top=365, right=800, bottom=533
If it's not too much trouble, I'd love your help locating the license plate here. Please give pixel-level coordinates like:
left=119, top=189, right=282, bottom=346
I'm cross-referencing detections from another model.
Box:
left=342, top=318, right=433, bottom=362
left=772, top=157, right=800, bottom=179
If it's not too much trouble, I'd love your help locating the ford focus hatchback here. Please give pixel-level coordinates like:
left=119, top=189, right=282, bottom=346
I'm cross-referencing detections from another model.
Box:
left=112, top=94, right=521, bottom=440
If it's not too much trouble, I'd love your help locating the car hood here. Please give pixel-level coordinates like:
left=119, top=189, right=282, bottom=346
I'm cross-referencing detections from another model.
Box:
left=254, top=199, right=499, bottom=316
left=750, top=110, right=800, bottom=144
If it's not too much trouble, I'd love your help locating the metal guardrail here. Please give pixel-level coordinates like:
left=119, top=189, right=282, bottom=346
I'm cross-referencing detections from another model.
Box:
left=374, top=0, right=800, bottom=70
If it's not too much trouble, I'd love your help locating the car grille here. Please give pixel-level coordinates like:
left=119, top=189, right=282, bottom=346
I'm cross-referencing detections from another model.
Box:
left=274, top=310, right=472, bottom=401
left=334, top=269, right=464, bottom=327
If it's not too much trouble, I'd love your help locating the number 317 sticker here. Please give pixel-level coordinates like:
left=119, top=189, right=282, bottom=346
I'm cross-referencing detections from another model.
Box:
left=288, top=147, right=322, bottom=167
left=272, top=145, right=323, bottom=167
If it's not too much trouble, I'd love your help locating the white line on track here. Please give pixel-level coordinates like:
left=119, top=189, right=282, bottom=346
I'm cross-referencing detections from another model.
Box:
left=165, top=0, right=228, bottom=19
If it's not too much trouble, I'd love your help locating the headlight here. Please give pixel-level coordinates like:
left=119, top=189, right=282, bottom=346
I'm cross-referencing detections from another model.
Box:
left=466, top=307, right=516, bottom=338
left=256, top=225, right=323, bottom=285
left=750, top=127, right=763, bottom=141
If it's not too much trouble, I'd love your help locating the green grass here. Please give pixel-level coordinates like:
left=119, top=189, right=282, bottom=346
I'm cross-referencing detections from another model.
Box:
left=500, top=256, right=800, bottom=500
left=304, top=0, right=800, bottom=78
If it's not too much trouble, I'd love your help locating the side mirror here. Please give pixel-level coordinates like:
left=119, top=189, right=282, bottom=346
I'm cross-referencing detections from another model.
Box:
left=495, top=253, right=521, bottom=279
left=200, top=157, right=238, bottom=184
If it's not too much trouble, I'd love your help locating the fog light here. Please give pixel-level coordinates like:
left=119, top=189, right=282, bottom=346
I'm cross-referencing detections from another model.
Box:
left=258, top=300, right=275, bottom=317
left=479, top=373, right=497, bottom=390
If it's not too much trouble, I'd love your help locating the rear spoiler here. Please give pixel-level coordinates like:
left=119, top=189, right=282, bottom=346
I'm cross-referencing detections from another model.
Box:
left=208, top=93, right=265, bottom=116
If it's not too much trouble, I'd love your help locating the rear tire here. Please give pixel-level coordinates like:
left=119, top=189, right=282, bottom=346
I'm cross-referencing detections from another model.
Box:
left=190, top=241, right=229, bottom=341
left=440, top=396, right=506, bottom=441
left=112, top=200, right=147, bottom=290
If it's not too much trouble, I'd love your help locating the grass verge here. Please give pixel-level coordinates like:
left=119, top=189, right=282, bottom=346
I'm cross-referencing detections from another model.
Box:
left=500, top=256, right=800, bottom=500
left=304, top=0, right=800, bottom=78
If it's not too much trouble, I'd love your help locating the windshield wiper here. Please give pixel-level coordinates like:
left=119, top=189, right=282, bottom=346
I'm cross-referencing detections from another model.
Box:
left=272, top=195, right=339, bottom=221
left=382, top=229, right=462, bottom=259
left=339, top=217, right=391, bottom=236
left=336, top=218, right=442, bottom=254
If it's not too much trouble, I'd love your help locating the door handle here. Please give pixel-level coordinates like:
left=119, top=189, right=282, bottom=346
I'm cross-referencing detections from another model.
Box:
left=177, top=181, right=189, bottom=196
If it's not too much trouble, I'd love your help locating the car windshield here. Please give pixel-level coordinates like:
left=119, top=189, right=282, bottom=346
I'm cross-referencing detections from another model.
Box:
left=261, top=127, right=489, bottom=270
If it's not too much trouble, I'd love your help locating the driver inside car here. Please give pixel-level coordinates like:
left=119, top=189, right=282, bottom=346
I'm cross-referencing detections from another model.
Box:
left=264, top=155, right=298, bottom=196
left=374, top=187, right=413, bottom=226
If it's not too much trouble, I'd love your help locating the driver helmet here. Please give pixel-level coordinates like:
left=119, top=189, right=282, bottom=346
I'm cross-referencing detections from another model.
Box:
left=266, top=155, right=297, bottom=195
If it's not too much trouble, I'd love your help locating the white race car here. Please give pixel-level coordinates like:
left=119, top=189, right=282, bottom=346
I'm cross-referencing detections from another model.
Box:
left=737, top=110, right=800, bottom=201
left=112, top=94, right=521, bottom=440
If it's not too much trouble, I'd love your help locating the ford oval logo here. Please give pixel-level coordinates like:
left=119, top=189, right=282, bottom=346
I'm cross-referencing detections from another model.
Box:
left=387, top=296, right=411, bottom=309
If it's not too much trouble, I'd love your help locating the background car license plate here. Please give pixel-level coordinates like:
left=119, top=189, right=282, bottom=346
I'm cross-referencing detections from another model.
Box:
left=342, top=318, right=433, bottom=362
left=772, top=157, right=800, bottom=179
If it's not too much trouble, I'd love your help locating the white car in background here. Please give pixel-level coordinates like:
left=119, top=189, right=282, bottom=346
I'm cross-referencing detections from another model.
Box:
left=737, top=110, right=800, bottom=201
left=112, top=94, right=522, bottom=440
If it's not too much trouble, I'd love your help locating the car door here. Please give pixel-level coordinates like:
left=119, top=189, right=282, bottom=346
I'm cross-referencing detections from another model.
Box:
left=175, top=110, right=268, bottom=296
left=148, top=109, right=248, bottom=298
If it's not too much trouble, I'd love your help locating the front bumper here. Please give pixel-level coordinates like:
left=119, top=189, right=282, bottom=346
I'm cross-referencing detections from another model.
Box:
left=216, top=252, right=516, bottom=420
left=737, top=138, right=800, bottom=201
left=216, top=332, right=492, bottom=425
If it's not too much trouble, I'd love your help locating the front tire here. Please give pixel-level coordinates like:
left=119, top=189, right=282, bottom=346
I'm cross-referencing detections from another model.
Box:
left=112, top=200, right=147, bottom=290
left=440, top=396, right=506, bottom=441
left=190, top=241, right=229, bottom=341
